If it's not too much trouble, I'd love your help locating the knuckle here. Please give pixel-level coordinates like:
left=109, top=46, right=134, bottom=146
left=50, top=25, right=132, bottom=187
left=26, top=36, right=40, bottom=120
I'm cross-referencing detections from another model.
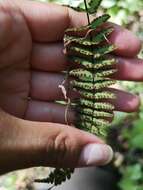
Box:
left=54, top=131, right=68, bottom=166
left=131, top=95, right=140, bottom=112
left=44, top=128, right=78, bottom=167
left=0, top=6, right=13, bottom=31
left=0, top=7, right=13, bottom=50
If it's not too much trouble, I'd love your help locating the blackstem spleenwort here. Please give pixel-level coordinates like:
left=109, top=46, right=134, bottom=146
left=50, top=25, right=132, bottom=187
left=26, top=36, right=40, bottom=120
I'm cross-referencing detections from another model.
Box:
left=35, top=0, right=117, bottom=188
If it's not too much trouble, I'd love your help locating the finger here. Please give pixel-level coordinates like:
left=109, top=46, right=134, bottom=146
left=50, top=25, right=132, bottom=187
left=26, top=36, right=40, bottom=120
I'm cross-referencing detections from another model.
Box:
left=25, top=100, right=75, bottom=124
left=31, top=48, right=143, bottom=81
left=25, top=90, right=139, bottom=123
left=107, top=88, right=140, bottom=113
left=15, top=0, right=141, bottom=56
left=0, top=110, right=113, bottom=174
left=0, top=9, right=13, bottom=50
left=30, top=71, right=140, bottom=110
left=31, top=43, right=67, bottom=72
left=31, top=42, right=141, bottom=73
left=16, top=0, right=87, bottom=42
left=112, top=57, right=143, bottom=81
left=30, top=72, right=77, bottom=101
left=107, top=23, right=141, bottom=57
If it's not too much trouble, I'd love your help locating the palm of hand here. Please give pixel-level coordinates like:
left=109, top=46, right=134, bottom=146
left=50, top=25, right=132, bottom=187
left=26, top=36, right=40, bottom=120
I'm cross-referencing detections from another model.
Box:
left=0, top=11, right=32, bottom=118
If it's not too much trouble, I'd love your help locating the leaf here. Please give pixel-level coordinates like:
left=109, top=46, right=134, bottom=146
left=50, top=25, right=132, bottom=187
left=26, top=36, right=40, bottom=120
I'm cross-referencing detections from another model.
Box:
left=93, top=45, right=116, bottom=58
left=90, top=14, right=110, bottom=29
left=69, top=67, right=115, bottom=81
left=71, top=79, right=115, bottom=90
left=78, top=90, right=116, bottom=100
left=79, top=100, right=115, bottom=111
left=69, top=44, right=116, bottom=59
left=78, top=108, right=113, bottom=118
left=78, top=117, right=109, bottom=129
left=65, top=28, right=113, bottom=46
left=69, top=57, right=116, bottom=70
left=88, top=0, right=103, bottom=14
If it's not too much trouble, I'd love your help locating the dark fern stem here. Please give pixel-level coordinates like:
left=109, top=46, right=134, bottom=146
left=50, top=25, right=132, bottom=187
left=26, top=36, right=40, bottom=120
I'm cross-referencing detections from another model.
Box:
left=84, top=0, right=95, bottom=133
left=35, top=0, right=117, bottom=187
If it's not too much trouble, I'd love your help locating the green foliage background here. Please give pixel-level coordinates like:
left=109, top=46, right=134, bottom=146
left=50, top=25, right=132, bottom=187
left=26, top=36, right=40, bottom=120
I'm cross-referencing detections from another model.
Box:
left=0, top=0, right=143, bottom=189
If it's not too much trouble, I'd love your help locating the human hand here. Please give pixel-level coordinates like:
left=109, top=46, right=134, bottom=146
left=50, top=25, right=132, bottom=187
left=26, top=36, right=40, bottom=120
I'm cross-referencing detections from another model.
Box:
left=0, top=0, right=142, bottom=174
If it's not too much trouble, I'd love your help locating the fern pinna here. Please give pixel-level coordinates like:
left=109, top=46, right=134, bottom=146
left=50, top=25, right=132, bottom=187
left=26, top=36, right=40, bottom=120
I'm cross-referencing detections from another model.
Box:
left=35, top=0, right=117, bottom=188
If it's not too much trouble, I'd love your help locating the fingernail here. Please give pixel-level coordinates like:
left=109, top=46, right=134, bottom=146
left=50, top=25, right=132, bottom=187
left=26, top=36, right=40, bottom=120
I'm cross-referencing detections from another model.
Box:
left=78, top=144, right=113, bottom=167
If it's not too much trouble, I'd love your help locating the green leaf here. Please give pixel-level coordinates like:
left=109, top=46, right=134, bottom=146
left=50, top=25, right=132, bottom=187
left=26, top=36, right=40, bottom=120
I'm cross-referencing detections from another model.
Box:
left=79, top=108, right=113, bottom=118
left=90, top=14, right=110, bottom=29
left=79, top=100, right=114, bottom=111
left=69, top=44, right=116, bottom=59
left=88, top=0, right=103, bottom=14
left=69, top=57, right=116, bottom=70
left=64, top=28, right=113, bottom=46
left=78, top=90, right=116, bottom=100
left=71, top=79, right=115, bottom=90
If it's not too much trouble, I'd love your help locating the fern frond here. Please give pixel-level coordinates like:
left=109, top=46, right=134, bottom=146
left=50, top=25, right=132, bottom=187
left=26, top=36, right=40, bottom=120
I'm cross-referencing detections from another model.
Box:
left=41, top=0, right=117, bottom=187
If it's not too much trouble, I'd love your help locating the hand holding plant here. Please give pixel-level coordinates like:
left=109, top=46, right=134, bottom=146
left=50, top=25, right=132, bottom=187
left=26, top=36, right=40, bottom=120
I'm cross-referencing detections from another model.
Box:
left=0, top=0, right=141, bottom=177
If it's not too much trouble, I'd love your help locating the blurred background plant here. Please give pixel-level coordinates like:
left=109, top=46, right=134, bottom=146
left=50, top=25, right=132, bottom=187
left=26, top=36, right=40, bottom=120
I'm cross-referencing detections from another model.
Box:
left=0, top=0, right=143, bottom=189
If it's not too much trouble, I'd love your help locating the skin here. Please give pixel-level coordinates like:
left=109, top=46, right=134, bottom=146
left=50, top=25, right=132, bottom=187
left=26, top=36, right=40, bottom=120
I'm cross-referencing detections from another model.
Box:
left=0, top=0, right=142, bottom=174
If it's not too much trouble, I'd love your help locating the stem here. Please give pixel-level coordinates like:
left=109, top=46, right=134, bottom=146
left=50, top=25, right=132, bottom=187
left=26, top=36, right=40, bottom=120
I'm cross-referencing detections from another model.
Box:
left=84, top=0, right=98, bottom=134
left=84, top=0, right=90, bottom=25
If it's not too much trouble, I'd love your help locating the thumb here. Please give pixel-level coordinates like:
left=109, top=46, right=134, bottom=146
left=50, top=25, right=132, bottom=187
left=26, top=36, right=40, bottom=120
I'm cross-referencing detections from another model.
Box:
left=0, top=111, right=113, bottom=174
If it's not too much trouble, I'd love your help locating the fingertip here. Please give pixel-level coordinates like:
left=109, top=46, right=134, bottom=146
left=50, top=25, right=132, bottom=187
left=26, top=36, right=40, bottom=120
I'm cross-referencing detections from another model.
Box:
left=78, top=144, right=113, bottom=167
left=120, top=94, right=140, bottom=113
left=109, top=24, right=142, bottom=57
left=128, top=95, right=140, bottom=113
left=108, top=89, right=140, bottom=113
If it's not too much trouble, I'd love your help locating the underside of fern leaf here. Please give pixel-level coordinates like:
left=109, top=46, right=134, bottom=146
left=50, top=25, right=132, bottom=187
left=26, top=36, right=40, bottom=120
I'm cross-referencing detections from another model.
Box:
left=65, top=16, right=116, bottom=137
left=36, top=0, right=117, bottom=188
